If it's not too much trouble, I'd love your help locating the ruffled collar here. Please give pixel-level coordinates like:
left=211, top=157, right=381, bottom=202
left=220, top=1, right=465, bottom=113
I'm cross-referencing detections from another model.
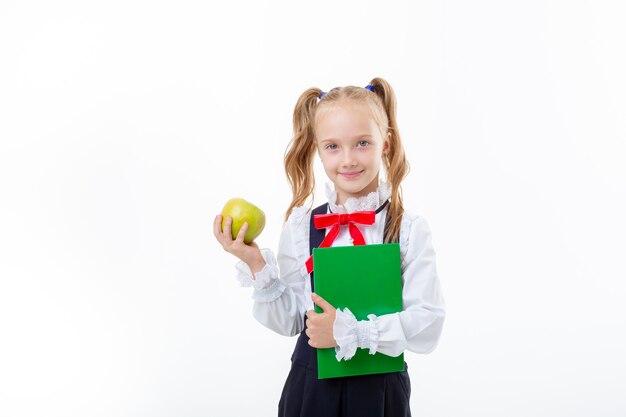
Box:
left=325, top=181, right=392, bottom=213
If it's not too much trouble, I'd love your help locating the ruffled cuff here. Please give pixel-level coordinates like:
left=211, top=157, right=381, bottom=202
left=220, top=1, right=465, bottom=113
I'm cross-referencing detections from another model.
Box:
left=333, top=307, right=358, bottom=361
left=235, top=248, right=274, bottom=288
left=333, top=308, right=381, bottom=362
left=361, top=314, right=380, bottom=355
left=235, top=249, right=286, bottom=302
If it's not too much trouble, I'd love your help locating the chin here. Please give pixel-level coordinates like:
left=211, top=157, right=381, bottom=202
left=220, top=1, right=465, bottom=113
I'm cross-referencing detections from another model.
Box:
left=340, top=180, right=371, bottom=195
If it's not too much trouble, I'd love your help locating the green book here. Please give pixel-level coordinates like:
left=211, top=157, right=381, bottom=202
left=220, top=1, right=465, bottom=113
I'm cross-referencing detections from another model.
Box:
left=313, top=243, right=404, bottom=379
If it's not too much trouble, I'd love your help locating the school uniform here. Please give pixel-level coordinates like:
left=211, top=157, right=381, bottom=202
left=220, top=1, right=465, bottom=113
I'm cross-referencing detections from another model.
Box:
left=236, top=181, right=446, bottom=417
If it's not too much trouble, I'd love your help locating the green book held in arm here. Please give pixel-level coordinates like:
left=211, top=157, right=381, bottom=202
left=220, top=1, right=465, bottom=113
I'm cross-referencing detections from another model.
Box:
left=313, top=243, right=404, bottom=379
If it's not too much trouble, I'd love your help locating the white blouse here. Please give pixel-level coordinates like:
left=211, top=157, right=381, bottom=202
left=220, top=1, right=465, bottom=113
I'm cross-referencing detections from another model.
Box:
left=236, top=181, right=446, bottom=362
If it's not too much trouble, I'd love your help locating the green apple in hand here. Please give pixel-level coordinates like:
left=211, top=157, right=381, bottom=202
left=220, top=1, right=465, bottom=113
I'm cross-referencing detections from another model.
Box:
left=220, top=198, right=266, bottom=244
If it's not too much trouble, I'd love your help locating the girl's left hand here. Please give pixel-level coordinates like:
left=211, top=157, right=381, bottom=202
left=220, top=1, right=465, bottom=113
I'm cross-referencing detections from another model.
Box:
left=306, top=293, right=337, bottom=348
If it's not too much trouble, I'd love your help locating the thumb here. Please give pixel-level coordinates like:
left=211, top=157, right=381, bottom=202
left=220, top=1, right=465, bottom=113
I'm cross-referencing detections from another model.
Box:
left=312, top=293, right=333, bottom=312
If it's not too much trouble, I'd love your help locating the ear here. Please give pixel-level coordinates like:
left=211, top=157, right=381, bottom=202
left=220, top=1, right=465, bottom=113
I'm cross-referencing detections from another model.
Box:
left=383, top=132, right=391, bottom=155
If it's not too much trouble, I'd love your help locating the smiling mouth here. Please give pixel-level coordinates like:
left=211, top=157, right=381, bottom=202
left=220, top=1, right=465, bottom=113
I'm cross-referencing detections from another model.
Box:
left=340, top=170, right=364, bottom=178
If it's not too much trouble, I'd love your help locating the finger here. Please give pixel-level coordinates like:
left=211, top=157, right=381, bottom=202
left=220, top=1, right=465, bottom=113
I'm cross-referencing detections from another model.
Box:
left=222, top=216, right=233, bottom=241
left=235, top=221, right=248, bottom=243
left=213, top=215, right=222, bottom=238
left=214, top=215, right=231, bottom=247
left=306, top=309, right=316, bottom=318
left=311, top=293, right=334, bottom=312
left=305, top=318, right=310, bottom=328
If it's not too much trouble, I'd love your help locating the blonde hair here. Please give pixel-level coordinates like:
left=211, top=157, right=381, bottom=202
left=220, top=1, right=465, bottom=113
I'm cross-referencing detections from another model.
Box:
left=283, top=77, right=410, bottom=243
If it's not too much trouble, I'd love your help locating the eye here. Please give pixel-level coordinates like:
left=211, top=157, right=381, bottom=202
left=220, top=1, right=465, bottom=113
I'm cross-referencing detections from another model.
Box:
left=357, top=140, right=370, bottom=147
left=325, top=144, right=338, bottom=150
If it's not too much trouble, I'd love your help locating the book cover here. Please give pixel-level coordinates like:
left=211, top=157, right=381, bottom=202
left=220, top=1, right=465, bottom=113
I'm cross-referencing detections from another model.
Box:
left=313, top=243, right=404, bottom=379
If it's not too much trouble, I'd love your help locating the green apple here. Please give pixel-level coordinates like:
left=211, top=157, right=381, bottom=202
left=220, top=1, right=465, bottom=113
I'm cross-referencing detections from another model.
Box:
left=220, top=198, right=266, bottom=244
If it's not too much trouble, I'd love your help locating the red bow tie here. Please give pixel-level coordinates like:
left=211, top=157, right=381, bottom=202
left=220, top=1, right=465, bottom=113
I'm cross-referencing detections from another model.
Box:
left=305, top=210, right=376, bottom=274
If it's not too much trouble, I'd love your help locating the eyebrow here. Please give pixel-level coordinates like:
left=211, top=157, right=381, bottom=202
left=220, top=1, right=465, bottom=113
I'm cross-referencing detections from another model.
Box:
left=318, top=135, right=374, bottom=144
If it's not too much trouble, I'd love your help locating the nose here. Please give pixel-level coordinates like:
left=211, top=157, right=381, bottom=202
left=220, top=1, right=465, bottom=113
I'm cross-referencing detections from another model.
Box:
left=341, top=148, right=357, bottom=166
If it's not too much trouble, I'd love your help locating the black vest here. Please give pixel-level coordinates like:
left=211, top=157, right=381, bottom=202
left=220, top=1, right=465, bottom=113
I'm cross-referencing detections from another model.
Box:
left=291, top=200, right=394, bottom=368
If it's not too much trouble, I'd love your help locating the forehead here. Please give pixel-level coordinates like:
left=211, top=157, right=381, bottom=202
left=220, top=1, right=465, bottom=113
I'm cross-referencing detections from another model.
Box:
left=315, top=101, right=381, bottom=140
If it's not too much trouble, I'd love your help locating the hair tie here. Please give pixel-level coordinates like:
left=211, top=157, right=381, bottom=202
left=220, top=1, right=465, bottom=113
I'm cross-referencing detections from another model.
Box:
left=364, top=85, right=375, bottom=92
left=319, top=91, right=327, bottom=99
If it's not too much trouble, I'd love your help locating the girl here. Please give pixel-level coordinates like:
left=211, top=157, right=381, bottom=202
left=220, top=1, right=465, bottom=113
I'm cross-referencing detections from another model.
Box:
left=213, top=77, right=446, bottom=417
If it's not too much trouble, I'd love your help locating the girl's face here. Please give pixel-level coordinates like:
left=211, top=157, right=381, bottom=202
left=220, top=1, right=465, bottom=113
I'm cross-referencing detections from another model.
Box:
left=315, top=101, right=390, bottom=206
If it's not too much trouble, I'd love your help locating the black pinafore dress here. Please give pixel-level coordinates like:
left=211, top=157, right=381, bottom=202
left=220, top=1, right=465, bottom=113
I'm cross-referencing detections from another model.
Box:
left=278, top=201, right=412, bottom=417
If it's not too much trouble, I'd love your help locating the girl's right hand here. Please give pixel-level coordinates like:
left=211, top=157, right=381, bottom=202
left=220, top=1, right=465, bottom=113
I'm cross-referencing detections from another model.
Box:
left=213, top=214, right=266, bottom=276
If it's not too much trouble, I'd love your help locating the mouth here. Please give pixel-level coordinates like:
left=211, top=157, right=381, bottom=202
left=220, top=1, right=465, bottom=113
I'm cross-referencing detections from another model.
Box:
left=339, top=170, right=364, bottom=179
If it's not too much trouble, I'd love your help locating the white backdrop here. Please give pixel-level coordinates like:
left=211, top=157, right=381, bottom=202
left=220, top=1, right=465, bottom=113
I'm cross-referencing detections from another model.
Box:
left=1, top=1, right=625, bottom=416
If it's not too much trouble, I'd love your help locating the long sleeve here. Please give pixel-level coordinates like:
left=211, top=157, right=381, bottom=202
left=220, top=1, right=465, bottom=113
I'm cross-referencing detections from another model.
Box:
left=334, top=214, right=446, bottom=360
left=235, top=207, right=311, bottom=337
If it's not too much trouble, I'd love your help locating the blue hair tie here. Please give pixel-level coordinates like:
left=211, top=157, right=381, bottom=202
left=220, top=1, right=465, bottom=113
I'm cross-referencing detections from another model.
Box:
left=364, top=84, right=375, bottom=92
left=319, top=91, right=327, bottom=99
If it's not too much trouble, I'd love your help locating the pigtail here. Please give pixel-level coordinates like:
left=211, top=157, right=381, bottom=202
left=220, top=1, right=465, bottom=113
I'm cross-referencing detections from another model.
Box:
left=283, top=88, right=323, bottom=221
left=368, top=78, right=410, bottom=244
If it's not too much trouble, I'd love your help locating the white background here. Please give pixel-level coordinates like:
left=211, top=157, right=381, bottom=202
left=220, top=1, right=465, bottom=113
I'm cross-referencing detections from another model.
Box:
left=1, top=1, right=625, bottom=416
